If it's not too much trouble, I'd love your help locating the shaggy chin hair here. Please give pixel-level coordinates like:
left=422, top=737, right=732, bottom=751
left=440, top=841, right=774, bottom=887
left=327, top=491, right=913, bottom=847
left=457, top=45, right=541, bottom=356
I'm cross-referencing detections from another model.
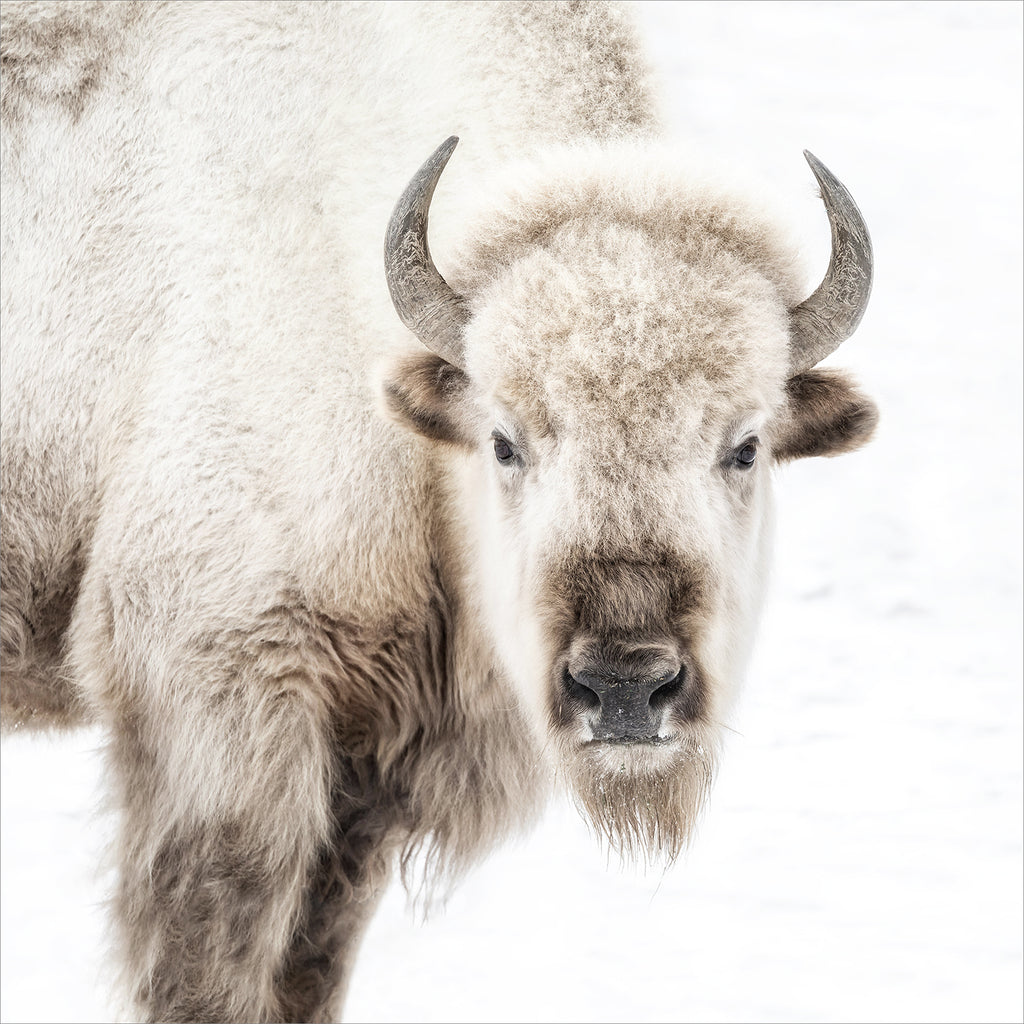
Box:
left=562, top=728, right=720, bottom=863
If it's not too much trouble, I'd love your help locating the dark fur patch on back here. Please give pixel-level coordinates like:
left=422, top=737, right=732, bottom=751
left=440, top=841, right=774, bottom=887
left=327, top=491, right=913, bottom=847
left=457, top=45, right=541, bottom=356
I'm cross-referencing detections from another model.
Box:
left=0, top=2, right=141, bottom=125
left=773, top=368, right=879, bottom=461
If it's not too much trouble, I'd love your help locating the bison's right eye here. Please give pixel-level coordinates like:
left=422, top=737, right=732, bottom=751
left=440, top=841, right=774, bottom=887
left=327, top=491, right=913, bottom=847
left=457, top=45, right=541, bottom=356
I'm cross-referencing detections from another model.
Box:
left=731, top=437, right=759, bottom=469
left=492, top=435, right=516, bottom=465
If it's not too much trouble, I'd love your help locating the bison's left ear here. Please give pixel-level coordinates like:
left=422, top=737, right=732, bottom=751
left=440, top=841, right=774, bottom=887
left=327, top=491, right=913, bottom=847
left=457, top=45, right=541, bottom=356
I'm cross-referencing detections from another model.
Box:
left=772, top=368, right=878, bottom=461
left=382, top=351, right=476, bottom=448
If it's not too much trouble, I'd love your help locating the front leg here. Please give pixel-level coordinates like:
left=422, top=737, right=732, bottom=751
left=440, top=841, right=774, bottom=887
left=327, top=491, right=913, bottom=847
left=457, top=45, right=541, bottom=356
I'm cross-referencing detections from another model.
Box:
left=112, top=703, right=394, bottom=1023
left=80, top=589, right=398, bottom=1022
left=277, top=760, right=395, bottom=1022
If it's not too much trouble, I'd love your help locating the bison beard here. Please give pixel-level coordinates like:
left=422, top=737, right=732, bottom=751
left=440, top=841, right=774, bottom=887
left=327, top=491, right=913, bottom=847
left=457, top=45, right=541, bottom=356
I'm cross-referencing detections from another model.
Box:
left=561, top=729, right=720, bottom=861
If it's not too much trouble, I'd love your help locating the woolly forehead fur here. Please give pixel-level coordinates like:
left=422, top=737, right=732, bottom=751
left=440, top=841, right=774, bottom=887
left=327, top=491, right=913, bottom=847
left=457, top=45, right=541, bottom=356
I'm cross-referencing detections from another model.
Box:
left=444, top=145, right=808, bottom=463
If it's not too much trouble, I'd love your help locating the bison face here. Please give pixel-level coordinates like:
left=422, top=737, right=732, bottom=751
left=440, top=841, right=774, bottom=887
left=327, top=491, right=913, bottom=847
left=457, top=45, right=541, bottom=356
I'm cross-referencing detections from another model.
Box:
left=383, top=142, right=877, bottom=858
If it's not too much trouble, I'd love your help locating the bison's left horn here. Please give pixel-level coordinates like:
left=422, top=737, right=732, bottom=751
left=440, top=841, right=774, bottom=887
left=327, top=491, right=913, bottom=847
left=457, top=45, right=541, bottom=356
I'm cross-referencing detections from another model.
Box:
left=789, top=151, right=873, bottom=374
left=385, top=136, right=469, bottom=368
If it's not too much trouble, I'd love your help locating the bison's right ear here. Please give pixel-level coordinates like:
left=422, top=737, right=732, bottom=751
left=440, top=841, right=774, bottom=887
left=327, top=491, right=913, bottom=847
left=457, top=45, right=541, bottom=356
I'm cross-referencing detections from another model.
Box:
left=383, top=351, right=476, bottom=448
left=772, top=367, right=879, bottom=461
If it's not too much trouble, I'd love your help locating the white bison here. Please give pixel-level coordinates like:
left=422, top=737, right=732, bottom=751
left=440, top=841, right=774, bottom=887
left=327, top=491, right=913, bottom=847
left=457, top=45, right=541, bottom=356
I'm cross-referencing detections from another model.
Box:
left=0, top=1, right=876, bottom=1020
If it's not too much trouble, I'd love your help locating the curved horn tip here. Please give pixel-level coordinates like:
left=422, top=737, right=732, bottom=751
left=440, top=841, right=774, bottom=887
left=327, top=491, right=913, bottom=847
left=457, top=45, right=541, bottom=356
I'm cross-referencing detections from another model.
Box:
left=802, top=149, right=825, bottom=176
left=415, top=136, right=459, bottom=181
left=801, top=150, right=864, bottom=214
left=802, top=150, right=833, bottom=198
left=421, top=136, right=460, bottom=180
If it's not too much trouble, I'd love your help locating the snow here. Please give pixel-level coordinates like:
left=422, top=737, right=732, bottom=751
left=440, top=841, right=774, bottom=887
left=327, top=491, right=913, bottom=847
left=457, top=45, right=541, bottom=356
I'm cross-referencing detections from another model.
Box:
left=2, top=2, right=1021, bottom=1022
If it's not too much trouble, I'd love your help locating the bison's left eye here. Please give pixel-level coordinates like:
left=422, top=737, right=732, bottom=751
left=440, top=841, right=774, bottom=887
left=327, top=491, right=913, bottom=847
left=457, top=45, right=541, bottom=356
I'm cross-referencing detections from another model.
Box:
left=733, top=438, right=759, bottom=468
left=492, top=433, right=516, bottom=465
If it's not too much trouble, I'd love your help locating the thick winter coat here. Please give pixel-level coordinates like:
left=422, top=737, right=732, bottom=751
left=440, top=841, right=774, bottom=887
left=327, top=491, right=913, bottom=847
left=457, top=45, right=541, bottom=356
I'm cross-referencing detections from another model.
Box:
left=0, top=2, right=877, bottom=1020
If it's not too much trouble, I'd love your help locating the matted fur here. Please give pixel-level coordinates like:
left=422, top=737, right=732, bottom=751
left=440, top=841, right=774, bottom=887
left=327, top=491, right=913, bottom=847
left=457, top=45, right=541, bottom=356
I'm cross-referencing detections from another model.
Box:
left=1, top=2, right=876, bottom=1020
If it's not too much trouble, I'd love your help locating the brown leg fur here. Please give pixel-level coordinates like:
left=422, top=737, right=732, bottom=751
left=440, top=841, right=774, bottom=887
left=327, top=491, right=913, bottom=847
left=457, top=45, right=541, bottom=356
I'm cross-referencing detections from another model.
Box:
left=110, top=702, right=398, bottom=1023
left=277, top=757, right=396, bottom=1022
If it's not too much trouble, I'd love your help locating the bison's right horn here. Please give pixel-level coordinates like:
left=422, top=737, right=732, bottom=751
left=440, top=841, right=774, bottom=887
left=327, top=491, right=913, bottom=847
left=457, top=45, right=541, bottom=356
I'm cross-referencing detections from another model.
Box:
left=385, top=136, right=469, bottom=368
left=788, top=151, right=873, bottom=374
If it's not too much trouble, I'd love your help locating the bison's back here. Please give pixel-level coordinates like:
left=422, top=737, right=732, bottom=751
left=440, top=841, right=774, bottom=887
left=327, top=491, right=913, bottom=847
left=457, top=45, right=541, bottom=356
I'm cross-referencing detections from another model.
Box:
left=0, top=0, right=658, bottom=729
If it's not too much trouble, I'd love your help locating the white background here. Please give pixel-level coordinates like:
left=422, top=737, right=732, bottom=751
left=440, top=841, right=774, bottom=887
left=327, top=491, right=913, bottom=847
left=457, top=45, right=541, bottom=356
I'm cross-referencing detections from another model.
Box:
left=2, top=2, right=1021, bottom=1022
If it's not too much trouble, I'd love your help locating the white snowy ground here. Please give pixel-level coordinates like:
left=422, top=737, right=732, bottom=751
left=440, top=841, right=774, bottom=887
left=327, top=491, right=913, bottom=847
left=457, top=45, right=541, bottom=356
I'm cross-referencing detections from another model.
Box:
left=2, top=2, right=1021, bottom=1022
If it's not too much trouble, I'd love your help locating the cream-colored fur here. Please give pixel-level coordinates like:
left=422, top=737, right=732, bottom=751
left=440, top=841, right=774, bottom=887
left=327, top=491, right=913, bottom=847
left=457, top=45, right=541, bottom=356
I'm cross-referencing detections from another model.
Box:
left=0, top=2, right=874, bottom=1020
left=440, top=146, right=803, bottom=854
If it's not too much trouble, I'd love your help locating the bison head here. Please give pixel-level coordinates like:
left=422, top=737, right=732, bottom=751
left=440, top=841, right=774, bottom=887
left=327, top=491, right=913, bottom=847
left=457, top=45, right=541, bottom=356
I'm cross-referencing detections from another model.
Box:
left=383, top=138, right=877, bottom=858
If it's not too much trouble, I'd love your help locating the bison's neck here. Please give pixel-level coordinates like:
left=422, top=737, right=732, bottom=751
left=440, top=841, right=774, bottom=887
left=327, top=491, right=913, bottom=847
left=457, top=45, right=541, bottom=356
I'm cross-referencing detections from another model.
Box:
left=325, top=560, right=546, bottom=891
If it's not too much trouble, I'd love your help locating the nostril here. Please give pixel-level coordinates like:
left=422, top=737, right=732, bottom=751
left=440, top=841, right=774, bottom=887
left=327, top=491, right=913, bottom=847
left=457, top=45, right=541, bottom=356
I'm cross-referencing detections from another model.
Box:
left=648, top=669, right=685, bottom=712
left=562, top=667, right=601, bottom=712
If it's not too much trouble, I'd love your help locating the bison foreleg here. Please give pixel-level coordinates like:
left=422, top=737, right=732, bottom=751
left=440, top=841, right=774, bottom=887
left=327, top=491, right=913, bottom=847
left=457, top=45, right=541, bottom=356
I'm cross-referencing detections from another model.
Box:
left=105, top=684, right=388, bottom=1023
left=276, top=759, right=396, bottom=1022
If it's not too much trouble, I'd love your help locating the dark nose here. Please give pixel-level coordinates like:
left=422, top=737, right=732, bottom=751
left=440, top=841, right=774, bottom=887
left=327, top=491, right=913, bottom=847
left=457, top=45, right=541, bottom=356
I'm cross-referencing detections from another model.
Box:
left=562, top=655, right=687, bottom=742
